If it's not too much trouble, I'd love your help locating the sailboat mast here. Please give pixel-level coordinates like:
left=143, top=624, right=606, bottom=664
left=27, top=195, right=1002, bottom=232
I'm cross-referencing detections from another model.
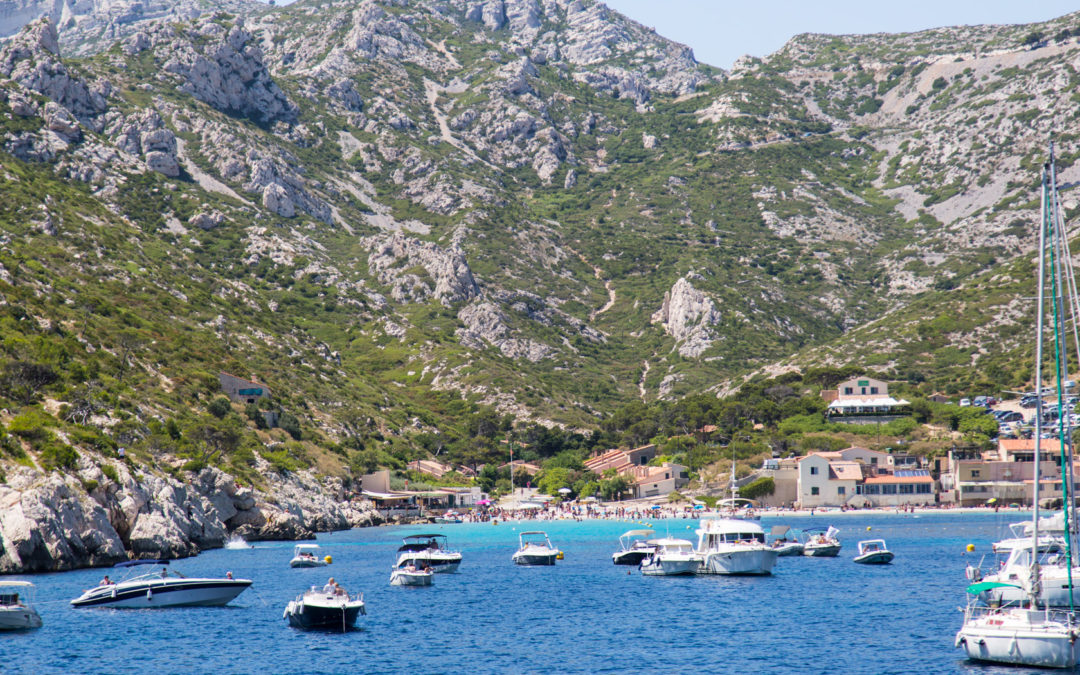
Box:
left=1031, top=159, right=1051, bottom=609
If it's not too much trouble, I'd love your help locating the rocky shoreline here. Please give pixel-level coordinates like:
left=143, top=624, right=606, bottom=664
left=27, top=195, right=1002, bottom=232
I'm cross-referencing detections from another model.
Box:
left=0, top=456, right=384, bottom=574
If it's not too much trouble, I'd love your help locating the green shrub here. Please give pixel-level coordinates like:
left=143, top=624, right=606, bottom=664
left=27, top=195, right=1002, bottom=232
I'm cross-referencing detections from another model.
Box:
left=40, top=441, right=78, bottom=471
left=81, top=478, right=99, bottom=493
left=101, top=464, right=120, bottom=483
left=8, top=409, right=54, bottom=440
left=279, top=413, right=302, bottom=440
left=208, top=396, right=232, bottom=419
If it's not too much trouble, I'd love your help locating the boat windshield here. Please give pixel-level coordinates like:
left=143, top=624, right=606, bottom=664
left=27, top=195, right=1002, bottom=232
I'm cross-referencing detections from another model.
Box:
left=0, top=592, right=23, bottom=606
left=710, top=532, right=765, bottom=544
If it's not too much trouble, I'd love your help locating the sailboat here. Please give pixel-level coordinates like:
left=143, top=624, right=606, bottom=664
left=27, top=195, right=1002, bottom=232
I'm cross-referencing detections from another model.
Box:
left=955, top=145, right=1080, bottom=668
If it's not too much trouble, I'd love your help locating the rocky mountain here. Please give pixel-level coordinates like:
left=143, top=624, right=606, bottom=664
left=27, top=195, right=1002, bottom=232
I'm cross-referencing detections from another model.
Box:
left=0, top=0, right=1076, bottom=569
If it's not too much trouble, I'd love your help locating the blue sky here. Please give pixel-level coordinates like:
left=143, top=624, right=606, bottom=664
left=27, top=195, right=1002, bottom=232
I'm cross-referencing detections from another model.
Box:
left=261, top=1, right=1078, bottom=69
left=602, top=0, right=1080, bottom=68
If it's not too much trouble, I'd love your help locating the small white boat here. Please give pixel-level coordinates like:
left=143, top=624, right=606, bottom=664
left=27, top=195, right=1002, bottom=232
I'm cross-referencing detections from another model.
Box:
left=284, top=587, right=365, bottom=631
left=694, top=518, right=778, bottom=575
left=612, top=529, right=656, bottom=566
left=395, top=534, right=462, bottom=573
left=290, top=544, right=329, bottom=568
left=70, top=560, right=251, bottom=608
left=0, top=581, right=42, bottom=630
left=640, top=538, right=701, bottom=576
left=768, top=525, right=804, bottom=557
left=803, top=527, right=842, bottom=557
left=512, top=531, right=560, bottom=566
left=853, top=539, right=894, bottom=564
left=957, top=585, right=1080, bottom=668
left=433, top=511, right=463, bottom=524
left=224, top=534, right=252, bottom=550
left=390, top=564, right=434, bottom=586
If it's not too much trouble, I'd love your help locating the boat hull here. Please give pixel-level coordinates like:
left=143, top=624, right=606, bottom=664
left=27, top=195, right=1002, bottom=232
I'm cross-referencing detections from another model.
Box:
left=612, top=550, right=652, bottom=566
left=284, top=598, right=365, bottom=631
left=854, top=551, right=894, bottom=564
left=957, top=613, right=1080, bottom=668
left=641, top=556, right=701, bottom=576
left=804, top=544, right=841, bottom=557
left=390, top=571, right=433, bottom=586
left=0, top=607, right=42, bottom=630
left=700, top=547, right=777, bottom=575
left=290, top=559, right=327, bottom=568
left=513, top=553, right=557, bottom=566
left=71, top=579, right=251, bottom=608
left=773, top=543, right=804, bottom=557
left=395, top=552, right=462, bottom=573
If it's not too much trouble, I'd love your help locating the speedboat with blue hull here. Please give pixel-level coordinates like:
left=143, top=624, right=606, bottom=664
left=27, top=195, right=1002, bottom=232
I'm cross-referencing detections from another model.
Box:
left=70, top=560, right=251, bottom=608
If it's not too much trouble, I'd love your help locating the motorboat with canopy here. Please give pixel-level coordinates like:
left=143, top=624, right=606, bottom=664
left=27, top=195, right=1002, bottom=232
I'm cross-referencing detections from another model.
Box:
left=956, top=145, right=1080, bottom=668
left=512, top=531, right=560, bottom=566
left=612, top=529, right=656, bottom=565
left=284, top=586, right=365, bottom=631
left=395, top=534, right=462, bottom=573
left=290, top=544, right=330, bottom=568
left=693, top=459, right=777, bottom=575
left=0, top=581, right=42, bottom=630
left=768, top=525, right=804, bottom=557
left=802, top=527, right=842, bottom=557
left=853, top=539, right=894, bottom=565
left=70, top=560, right=251, bottom=608
left=640, top=538, right=701, bottom=576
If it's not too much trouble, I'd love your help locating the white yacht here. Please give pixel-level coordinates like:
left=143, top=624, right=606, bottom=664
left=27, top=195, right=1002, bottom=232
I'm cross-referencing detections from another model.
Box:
left=284, top=587, right=365, bottom=631
left=70, top=560, right=251, bottom=608
left=512, top=531, right=560, bottom=566
left=640, top=538, right=701, bottom=576
left=290, top=544, right=329, bottom=568
left=853, top=539, right=894, bottom=565
left=394, top=534, right=462, bottom=573
left=694, top=518, right=777, bottom=575
left=803, top=527, right=842, bottom=557
left=612, top=529, right=656, bottom=566
left=993, top=521, right=1061, bottom=555
left=0, top=581, right=42, bottom=630
left=956, top=147, right=1080, bottom=669
left=976, top=543, right=1080, bottom=607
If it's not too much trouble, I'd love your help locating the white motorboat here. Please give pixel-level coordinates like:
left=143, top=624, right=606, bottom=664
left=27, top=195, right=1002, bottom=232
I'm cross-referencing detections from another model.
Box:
left=290, top=544, right=329, bottom=568
left=0, top=581, right=42, bottom=630
left=694, top=518, right=778, bottom=575
left=612, top=529, right=656, bottom=566
left=803, top=527, right=842, bottom=557
left=993, top=521, right=1061, bottom=554
left=395, top=534, right=462, bottom=573
left=224, top=534, right=252, bottom=550
left=512, top=531, right=560, bottom=566
left=853, top=539, right=894, bottom=565
left=640, top=538, right=701, bottom=576
left=390, top=564, right=434, bottom=586
left=284, top=587, right=365, bottom=631
left=70, top=560, right=251, bottom=608
left=768, top=525, right=804, bottom=557
left=956, top=148, right=1080, bottom=669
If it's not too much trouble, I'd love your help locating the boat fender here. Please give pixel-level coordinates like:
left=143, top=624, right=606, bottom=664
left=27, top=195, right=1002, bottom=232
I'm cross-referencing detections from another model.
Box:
left=955, top=636, right=965, bottom=648
left=146, top=589, right=152, bottom=601
left=556, top=551, right=564, bottom=560
left=110, top=587, right=117, bottom=599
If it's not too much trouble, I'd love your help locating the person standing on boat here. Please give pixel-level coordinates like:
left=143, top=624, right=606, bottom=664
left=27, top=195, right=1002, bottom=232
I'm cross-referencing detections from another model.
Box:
left=323, top=577, right=336, bottom=593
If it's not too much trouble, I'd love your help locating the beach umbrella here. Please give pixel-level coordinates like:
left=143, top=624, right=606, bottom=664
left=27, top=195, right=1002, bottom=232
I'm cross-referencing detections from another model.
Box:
left=693, top=504, right=705, bottom=510
left=477, top=499, right=492, bottom=505
left=650, top=504, right=662, bottom=510
left=558, top=487, right=572, bottom=494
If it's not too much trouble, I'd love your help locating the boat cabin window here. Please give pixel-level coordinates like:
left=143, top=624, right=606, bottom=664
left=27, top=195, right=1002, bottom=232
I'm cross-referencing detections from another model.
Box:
left=711, top=532, right=764, bottom=544
left=0, top=593, right=20, bottom=606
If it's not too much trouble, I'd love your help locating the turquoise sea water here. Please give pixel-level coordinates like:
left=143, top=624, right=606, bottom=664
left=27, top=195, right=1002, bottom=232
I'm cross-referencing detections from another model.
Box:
left=0, top=511, right=1053, bottom=674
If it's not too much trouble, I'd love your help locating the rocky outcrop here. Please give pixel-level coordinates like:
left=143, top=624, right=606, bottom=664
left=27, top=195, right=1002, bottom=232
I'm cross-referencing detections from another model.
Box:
left=652, top=276, right=722, bottom=358
left=456, top=299, right=554, bottom=361
left=160, top=16, right=297, bottom=125
left=0, top=460, right=383, bottom=573
left=366, top=233, right=479, bottom=306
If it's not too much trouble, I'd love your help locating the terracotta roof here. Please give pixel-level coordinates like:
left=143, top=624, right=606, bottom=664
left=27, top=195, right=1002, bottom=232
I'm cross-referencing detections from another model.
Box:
left=809, top=451, right=843, bottom=460
left=999, top=439, right=1037, bottom=451
left=828, top=461, right=863, bottom=481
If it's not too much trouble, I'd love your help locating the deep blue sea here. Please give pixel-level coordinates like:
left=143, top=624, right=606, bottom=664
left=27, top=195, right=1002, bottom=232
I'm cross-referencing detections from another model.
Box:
left=0, top=511, right=1061, bottom=674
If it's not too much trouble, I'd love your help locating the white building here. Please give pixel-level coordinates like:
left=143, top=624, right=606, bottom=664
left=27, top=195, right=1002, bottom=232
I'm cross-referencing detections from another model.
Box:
left=827, top=377, right=910, bottom=422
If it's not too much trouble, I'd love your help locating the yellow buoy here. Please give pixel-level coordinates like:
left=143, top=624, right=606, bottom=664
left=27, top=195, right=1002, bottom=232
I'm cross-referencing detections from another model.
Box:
left=966, top=543, right=975, bottom=553
left=866, top=526, right=872, bottom=531
left=324, top=555, right=332, bottom=564
left=556, top=551, right=564, bottom=560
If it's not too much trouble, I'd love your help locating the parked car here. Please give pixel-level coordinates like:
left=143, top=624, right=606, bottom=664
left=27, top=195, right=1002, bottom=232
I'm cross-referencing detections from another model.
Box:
left=959, top=398, right=971, bottom=407
left=1066, top=380, right=1076, bottom=390
left=997, top=411, right=1023, bottom=423
left=973, top=396, right=987, bottom=407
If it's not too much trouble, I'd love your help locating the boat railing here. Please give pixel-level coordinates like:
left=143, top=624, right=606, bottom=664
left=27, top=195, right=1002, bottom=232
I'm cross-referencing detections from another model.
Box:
left=964, top=599, right=1080, bottom=626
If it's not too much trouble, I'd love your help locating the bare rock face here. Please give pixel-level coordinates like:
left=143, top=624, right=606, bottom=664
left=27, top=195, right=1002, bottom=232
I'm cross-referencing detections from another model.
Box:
left=456, top=299, right=555, bottom=361
left=161, top=16, right=297, bottom=125
left=652, top=276, right=722, bottom=358
left=366, top=233, right=479, bottom=306
left=0, top=473, right=126, bottom=572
